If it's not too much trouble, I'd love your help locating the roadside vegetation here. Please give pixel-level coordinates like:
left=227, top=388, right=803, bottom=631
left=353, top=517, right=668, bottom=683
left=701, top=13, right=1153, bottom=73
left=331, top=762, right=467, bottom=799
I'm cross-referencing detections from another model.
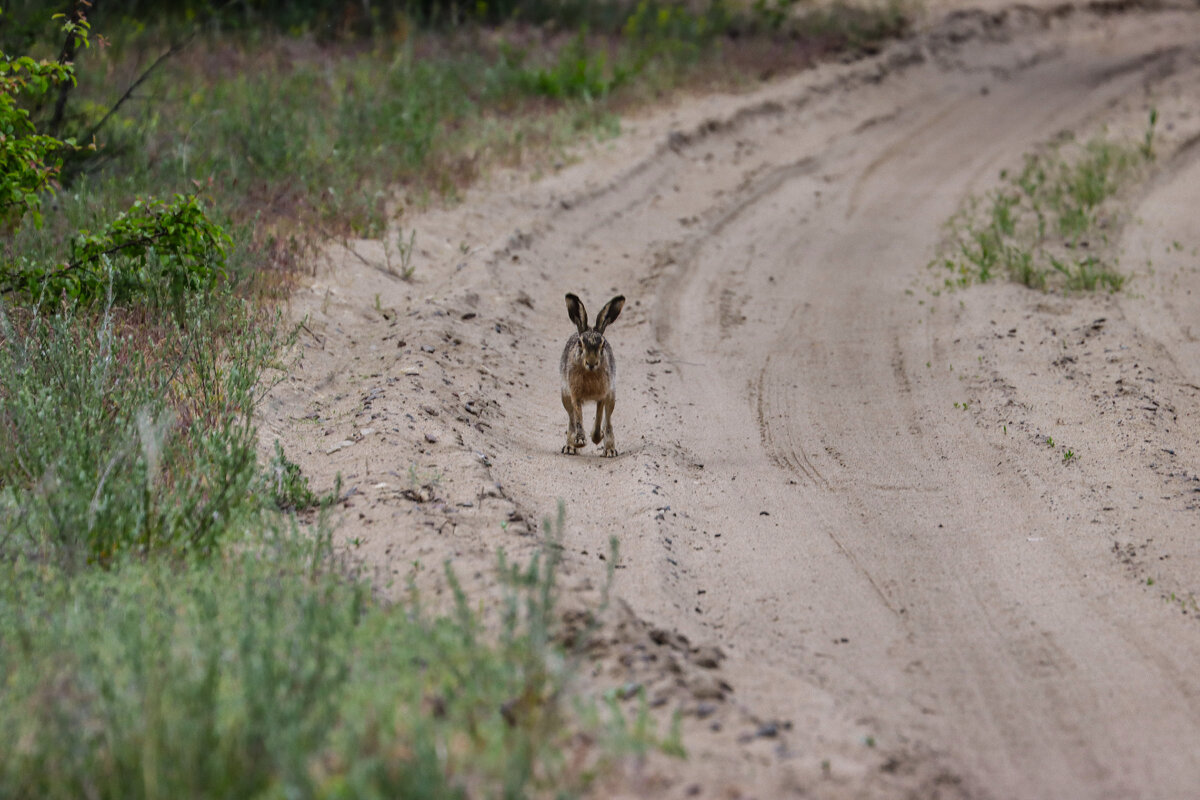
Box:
left=0, top=1, right=909, bottom=796
left=1, top=515, right=666, bottom=798
left=3, top=0, right=910, bottom=265
left=933, top=111, right=1158, bottom=293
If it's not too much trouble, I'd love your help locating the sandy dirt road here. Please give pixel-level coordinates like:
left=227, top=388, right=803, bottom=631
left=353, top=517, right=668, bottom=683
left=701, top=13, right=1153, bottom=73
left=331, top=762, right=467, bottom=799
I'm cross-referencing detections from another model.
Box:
left=263, top=4, right=1200, bottom=796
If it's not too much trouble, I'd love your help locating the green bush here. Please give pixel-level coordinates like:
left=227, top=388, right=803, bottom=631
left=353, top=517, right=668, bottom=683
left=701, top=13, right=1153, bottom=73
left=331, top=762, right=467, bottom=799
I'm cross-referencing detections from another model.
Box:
left=0, top=524, right=631, bottom=800
left=3, top=192, right=230, bottom=309
left=0, top=51, right=81, bottom=232
left=0, top=15, right=231, bottom=309
left=0, top=294, right=288, bottom=566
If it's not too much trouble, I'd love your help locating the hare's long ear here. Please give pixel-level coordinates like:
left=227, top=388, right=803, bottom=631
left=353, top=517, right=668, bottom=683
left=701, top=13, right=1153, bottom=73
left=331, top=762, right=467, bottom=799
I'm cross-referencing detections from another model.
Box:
left=565, top=293, right=588, bottom=333
left=594, top=295, right=625, bottom=334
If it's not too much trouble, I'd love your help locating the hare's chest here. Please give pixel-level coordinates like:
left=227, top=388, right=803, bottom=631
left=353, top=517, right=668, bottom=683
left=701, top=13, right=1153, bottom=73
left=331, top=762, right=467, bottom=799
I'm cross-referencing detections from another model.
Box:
left=568, top=365, right=611, bottom=402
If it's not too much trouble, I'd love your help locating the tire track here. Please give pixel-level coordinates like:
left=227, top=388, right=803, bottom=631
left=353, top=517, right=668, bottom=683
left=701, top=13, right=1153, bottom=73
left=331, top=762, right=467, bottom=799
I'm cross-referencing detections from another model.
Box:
left=651, top=156, right=820, bottom=355
left=633, top=7, right=1200, bottom=798
left=753, top=353, right=830, bottom=489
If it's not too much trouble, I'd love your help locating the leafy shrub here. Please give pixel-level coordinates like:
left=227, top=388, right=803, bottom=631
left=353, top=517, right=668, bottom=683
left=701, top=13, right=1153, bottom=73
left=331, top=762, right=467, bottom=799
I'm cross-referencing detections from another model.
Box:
left=0, top=294, right=289, bottom=566
left=0, top=54, right=81, bottom=232
left=3, top=192, right=230, bottom=309
left=0, top=522, right=638, bottom=799
left=0, top=15, right=230, bottom=310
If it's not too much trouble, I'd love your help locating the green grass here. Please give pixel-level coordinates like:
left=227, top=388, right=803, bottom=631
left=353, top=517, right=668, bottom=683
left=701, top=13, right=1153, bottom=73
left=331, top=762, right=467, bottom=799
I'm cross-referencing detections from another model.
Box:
left=5, top=0, right=909, bottom=272
left=0, top=292, right=291, bottom=566
left=46, top=8, right=717, bottom=238
left=0, top=261, right=663, bottom=795
left=0, top=521, right=658, bottom=800
left=267, top=439, right=338, bottom=513
left=934, top=113, right=1156, bottom=293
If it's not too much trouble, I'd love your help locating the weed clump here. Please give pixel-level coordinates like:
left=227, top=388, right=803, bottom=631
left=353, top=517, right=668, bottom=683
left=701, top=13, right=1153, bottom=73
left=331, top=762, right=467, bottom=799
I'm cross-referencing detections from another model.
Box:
left=0, top=509, right=668, bottom=799
left=0, top=295, right=290, bottom=566
left=933, top=112, right=1157, bottom=293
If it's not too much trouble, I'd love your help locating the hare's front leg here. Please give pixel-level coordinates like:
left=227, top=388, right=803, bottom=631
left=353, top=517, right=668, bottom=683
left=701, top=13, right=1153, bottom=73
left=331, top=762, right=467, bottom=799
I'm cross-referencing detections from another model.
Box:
left=600, top=395, right=617, bottom=457
left=591, top=402, right=604, bottom=445
left=561, top=391, right=585, bottom=454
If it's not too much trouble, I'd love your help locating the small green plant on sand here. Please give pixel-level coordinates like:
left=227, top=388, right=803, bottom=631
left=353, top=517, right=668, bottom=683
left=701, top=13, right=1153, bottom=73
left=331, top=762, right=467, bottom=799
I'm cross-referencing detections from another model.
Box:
left=1140, top=108, right=1159, bottom=160
left=267, top=440, right=336, bottom=512
left=383, top=227, right=417, bottom=280
left=934, top=111, right=1157, bottom=293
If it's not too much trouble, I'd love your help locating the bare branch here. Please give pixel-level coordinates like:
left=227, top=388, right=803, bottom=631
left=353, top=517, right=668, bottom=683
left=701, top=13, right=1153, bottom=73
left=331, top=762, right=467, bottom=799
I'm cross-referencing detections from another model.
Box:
left=81, top=35, right=191, bottom=148
left=47, top=0, right=93, bottom=140
left=65, top=0, right=237, bottom=180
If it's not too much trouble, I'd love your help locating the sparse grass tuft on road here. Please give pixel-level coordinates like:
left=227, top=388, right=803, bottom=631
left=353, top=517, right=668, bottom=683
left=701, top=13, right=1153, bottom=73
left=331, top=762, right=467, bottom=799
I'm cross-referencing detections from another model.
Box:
left=933, top=111, right=1157, bottom=293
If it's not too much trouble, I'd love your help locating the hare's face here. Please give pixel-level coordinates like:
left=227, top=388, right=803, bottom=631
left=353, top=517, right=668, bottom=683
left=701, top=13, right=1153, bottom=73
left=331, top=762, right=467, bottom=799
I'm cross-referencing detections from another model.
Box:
left=579, top=331, right=605, bottom=371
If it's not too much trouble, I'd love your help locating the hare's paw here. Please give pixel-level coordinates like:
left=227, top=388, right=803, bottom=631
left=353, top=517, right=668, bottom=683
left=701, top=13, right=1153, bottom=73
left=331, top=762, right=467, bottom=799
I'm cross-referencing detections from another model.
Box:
left=563, top=427, right=585, bottom=455
left=602, top=444, right=618, bottom=458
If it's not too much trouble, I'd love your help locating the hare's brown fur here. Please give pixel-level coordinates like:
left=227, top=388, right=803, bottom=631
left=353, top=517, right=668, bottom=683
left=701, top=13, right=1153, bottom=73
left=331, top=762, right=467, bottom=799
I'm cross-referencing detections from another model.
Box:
left=560, top=293, right=624, bottom=456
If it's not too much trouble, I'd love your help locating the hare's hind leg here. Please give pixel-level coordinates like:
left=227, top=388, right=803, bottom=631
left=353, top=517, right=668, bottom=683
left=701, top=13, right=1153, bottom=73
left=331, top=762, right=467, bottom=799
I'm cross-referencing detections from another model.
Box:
left=562, top=391, right=585, bottom=454
left=600, top=395, right=617, bottom=457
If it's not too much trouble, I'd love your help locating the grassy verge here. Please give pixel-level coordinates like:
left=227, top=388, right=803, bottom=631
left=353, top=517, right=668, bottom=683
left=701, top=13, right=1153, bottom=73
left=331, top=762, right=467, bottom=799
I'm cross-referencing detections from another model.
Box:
left=0, top=285, right=666, bottom=795
left=932, top=112, right=1158, bottom=293
left=0, top=293, right=289, bottom=566
left=8, top=0, right=910, bottom=274
left=0, top=520, right=666, bottom=799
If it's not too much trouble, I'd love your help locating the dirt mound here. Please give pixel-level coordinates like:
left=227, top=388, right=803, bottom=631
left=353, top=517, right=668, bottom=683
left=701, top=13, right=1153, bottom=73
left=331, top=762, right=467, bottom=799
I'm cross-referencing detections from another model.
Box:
left=263, top=3, right=1200, bottom=796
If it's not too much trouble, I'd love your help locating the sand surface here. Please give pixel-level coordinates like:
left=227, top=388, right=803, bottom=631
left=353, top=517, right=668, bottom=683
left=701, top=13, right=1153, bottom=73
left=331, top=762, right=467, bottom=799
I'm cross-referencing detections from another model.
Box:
left=262, top=3, right=1200, bottom=796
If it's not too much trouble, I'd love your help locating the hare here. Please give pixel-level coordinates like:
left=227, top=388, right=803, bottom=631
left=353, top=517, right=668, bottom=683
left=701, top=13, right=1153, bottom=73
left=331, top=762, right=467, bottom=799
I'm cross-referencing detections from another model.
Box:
left=560, top=293, right=625, bottom=457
